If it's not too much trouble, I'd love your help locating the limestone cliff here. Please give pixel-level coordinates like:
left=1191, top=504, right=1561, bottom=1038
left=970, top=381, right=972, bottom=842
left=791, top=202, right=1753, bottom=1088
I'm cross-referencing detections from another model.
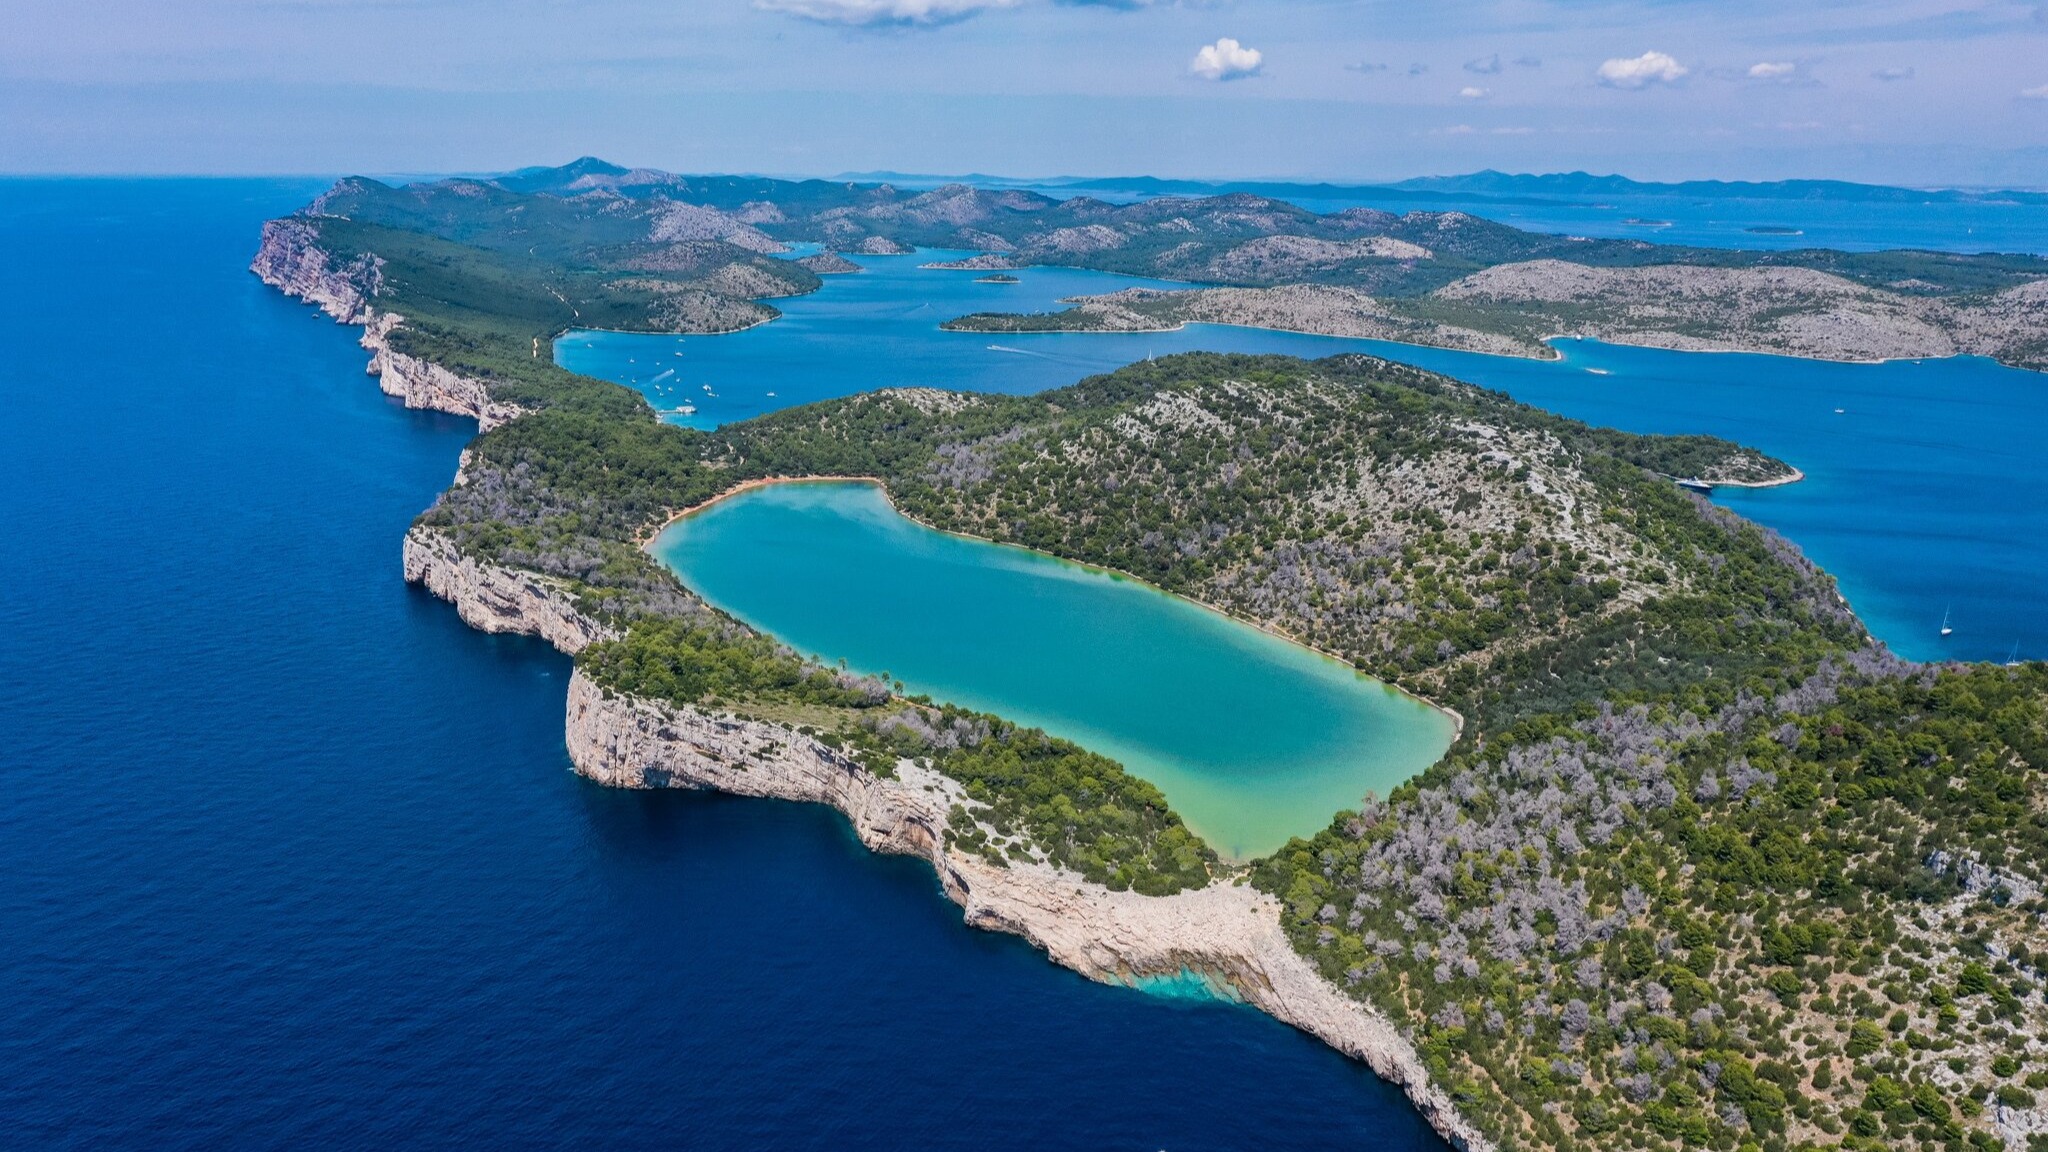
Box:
left=564, top=670, right=1488, bottom=1150
left=399, top=521, right=1489, bottom=1152
left=401, top=527, right=616, bottom=654
left=251, top=220, right=523, bottom=430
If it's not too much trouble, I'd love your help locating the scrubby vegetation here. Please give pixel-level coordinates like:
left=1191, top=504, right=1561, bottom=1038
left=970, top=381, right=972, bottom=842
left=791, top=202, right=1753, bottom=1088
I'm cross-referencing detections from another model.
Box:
left=1255, top=656, right=2048, bottom=1152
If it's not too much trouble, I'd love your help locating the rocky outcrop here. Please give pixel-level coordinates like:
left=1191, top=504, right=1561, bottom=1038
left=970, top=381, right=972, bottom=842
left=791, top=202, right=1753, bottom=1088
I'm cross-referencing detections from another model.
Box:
left=564, top=671, right=1491, bottom=1152
left=401, top=527, right=616, bottom=653
left=365, top=316, right=526, bottom=430
left=838, top=235, right=914, bottom=256
left=1434, top=260, right=1967, bottom=364
left=948, top=284, right=1543, bottom=358
left=920, top=252, right=1019, bottom=272
left=251, top=218, right=382, bottom=324
left=796, top=251, right=863, bottom=275
left=251, top=219, right=523, bottom=430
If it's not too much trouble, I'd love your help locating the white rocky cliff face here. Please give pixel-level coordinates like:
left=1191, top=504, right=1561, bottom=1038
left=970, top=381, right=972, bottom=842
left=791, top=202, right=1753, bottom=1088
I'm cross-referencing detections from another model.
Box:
left=390, top=521, right=1488, bottom=1151
left=401, top=528, right=616, bottom=654
left=251, top=220, right=524, bottom=430
left=565, top=671, right=1489, bottom=1151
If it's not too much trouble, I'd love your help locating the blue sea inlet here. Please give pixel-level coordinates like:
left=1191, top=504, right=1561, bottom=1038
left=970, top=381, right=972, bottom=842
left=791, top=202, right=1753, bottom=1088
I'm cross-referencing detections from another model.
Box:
left=563, top=251, right=2047, bottom=664
left=654, top=481, right=1455, bottom=859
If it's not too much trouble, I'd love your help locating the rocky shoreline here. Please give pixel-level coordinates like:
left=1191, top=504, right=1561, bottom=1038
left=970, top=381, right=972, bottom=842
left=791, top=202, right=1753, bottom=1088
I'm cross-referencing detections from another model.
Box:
left=256, top=225, right=1490, bottom=1151
left=417, top=518, right=1489, bottom=1152
left=252, top=219, right=525, bottom=430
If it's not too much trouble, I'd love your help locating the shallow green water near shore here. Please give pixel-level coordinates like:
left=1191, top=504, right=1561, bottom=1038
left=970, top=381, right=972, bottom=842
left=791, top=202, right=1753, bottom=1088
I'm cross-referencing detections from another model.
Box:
left=652, top=481, right=1455, bottom=858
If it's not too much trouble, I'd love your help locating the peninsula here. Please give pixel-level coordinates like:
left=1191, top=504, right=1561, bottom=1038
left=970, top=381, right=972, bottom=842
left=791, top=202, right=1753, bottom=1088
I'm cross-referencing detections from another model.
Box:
left=256, top=163, right=2048, bottom=1152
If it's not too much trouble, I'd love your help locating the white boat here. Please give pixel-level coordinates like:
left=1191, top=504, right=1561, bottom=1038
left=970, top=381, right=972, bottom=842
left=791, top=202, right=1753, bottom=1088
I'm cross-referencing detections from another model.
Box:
left=2006, top=643, right=2023, bottom=667
left=1940, top=606, right=1953, bottom=638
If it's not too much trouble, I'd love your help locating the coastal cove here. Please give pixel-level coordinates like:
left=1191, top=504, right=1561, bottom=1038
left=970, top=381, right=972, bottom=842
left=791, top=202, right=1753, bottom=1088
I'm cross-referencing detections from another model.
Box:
left=651, top=479, right=1457, bottom=859
left=562, top=253, right=2047, bottom=664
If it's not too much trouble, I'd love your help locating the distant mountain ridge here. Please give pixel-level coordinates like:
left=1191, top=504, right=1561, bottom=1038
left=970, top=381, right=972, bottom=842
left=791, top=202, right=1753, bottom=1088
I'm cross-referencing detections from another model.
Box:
left=827, top=166, right=2048, bottom=206
left=1390, top=169, right=2048, bottom=204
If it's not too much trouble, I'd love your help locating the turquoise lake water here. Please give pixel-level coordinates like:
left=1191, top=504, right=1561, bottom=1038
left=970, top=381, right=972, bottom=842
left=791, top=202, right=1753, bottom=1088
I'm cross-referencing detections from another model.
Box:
left=654, top=481, right=1454, bottom=859
left=560, top=252, right=2045, bottom=664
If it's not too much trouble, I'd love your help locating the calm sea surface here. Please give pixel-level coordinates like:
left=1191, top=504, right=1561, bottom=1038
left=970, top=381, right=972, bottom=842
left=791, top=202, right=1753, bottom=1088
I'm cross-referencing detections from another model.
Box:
left=654, top=481, right=1454, bottom=859
left=0, top=180, right=1448, bottom=1149
left=563, top=254, right=2046, bottom=664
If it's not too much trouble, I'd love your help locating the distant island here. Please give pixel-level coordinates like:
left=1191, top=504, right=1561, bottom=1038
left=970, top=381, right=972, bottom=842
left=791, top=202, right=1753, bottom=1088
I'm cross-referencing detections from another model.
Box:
left=840, top=167, right=2048, bottom=208
left=974, top=273, right=1020, bottom=284
left=255, top=159, right=2048, bottom=1152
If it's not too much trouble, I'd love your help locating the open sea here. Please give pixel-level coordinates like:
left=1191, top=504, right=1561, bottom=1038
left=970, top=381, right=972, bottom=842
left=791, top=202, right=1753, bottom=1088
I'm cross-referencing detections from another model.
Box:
left=4, top=175, right=2043, bottom=1147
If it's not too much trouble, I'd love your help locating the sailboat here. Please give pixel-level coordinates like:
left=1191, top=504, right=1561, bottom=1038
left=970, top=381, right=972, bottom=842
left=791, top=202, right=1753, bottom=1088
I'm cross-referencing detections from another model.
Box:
left=2007, top=643, right=2024, bottom=667
left=1939, top=606, right=1953, bottom=638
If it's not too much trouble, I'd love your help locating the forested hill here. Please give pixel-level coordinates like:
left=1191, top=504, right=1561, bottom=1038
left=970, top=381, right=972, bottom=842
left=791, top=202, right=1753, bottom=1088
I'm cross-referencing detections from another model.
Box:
left=427, top=348, right=2048, bottom=1152
left=712, top=354, right=1828, bottom=733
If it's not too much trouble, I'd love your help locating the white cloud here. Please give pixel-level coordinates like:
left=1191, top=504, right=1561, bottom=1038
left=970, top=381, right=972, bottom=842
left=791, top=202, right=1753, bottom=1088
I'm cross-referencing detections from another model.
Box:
left=2024, top=84, right=2048, bottom=100
left=1191, top=37, right=1262, bottom=81
left=1748, top=61, right=1796, bottom=80
left=1459, top=86, right=1491, bottom=99
left=1596, top=50, right=1688, bottom=89
left=753, top=0, right=1019, bottom=24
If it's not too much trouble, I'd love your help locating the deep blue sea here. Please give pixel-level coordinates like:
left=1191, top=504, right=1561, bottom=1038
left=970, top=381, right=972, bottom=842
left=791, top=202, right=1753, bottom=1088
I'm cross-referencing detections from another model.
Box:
left=0, top=180, right=1448, bottom=1149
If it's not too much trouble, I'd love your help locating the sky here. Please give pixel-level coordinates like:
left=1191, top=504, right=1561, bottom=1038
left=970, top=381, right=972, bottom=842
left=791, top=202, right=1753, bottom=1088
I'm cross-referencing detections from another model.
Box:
left=4, top=0, right=2047, bottom=185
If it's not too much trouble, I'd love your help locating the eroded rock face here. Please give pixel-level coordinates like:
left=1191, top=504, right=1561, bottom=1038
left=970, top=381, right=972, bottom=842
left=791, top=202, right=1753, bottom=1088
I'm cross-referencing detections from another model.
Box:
left=365, top=316, right=525, bottom=430
left=251, top=221, right=523, bottom=430
left=401, top=527, right=615, bottom=654
left=251, top=218, right=383, bottom=323
left=563, top=671, right=1491, bottom=1152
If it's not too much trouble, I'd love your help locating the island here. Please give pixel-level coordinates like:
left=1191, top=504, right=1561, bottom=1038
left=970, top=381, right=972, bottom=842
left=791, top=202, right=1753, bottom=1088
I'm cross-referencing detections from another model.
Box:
left=255, top=161, right=2048, bottom=1152
left=974, top=273, right=1021, bottom=284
